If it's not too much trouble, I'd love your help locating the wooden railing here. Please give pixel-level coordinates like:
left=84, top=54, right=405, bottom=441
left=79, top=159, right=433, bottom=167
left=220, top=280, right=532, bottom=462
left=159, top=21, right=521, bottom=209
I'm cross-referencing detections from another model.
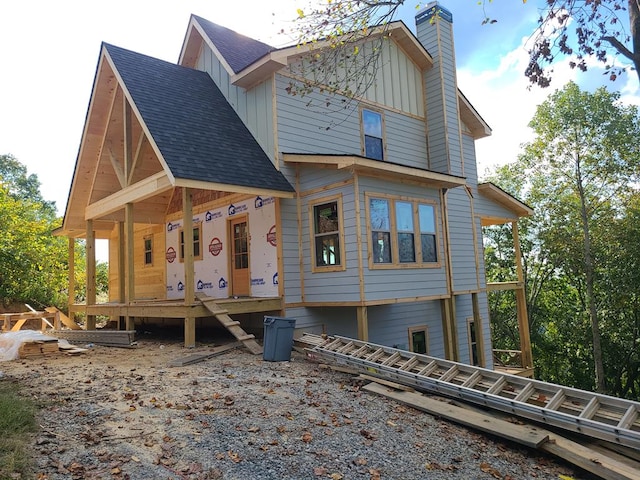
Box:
left=493, top=349, right=524, bottom=368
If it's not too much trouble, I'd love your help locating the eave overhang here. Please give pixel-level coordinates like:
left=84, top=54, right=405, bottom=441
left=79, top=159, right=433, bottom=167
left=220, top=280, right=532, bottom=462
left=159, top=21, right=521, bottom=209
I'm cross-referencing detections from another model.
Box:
left=284, top=153, right=465, bottom=189
left=478, top=182, right=533, bottom=225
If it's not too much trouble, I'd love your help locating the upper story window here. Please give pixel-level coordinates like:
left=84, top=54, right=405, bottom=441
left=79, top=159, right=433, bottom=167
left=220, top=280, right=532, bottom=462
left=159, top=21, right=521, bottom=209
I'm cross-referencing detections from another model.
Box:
left=179, top=222, right=203, bottom=262
left=362, top=108, right=384, bottom=161
left=311, top=196, right=345, bottom=272
left=367, top=194, right=439, bottom=268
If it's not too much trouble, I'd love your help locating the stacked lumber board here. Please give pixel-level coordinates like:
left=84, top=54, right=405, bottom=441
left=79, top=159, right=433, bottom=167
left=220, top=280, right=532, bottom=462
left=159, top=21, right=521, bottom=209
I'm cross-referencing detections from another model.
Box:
left=51, top=330, right=136, bottom=347
left=18, top=337, right=60, bottom=358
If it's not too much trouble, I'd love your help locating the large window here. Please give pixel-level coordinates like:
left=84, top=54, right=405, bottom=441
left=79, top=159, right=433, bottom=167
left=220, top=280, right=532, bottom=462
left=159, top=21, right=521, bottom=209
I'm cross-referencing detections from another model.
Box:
left=311, top=197, right=344, bottom=271
left=179, top=222, right=203, bottom=262
left=367, top=194, right=439, bottom=268
left=361, top=108, right=384, bottom=161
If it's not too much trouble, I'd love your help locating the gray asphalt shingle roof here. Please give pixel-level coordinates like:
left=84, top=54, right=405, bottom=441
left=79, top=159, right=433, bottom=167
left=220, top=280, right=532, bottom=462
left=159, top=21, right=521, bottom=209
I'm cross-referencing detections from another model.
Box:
left=192, top=15, right=274, bottom=73
left=104, top=43, right=293, bottom=193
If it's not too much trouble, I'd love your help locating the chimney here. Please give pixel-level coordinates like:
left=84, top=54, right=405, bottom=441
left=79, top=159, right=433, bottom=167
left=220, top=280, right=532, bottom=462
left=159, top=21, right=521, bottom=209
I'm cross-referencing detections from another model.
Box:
left=416, top=3, right=463, bottom=176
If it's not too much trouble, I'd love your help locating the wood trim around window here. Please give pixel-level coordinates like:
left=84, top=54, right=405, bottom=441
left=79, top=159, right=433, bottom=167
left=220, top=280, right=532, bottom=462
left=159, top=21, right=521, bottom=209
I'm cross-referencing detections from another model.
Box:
left=308, top=194, right=346, bottom=273
left=365, top=192, right=442, bottom=270
left=408, top=325, right=429, bottom=354
left=178, top=222, right=203, bottom=263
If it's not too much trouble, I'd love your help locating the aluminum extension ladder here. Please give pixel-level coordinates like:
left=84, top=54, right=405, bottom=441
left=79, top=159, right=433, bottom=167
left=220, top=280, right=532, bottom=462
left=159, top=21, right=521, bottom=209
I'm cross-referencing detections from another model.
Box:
left=308, top=335, right=640, bottom=450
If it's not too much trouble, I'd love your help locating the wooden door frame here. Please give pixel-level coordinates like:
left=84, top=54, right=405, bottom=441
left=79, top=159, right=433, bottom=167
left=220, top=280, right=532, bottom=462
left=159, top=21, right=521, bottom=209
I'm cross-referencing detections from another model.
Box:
left=228, top=214, right=250, bottom=297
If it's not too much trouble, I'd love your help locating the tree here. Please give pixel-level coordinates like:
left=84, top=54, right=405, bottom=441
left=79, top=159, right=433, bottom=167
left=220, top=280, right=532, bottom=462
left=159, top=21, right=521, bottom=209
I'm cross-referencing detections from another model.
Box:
left=526, top=0, right=640, bottom=87
left=515, top=82, right=640, bottom=392
left=291, top=1, right=640, bottom=89
left=0, top=155, right=68, bottom=309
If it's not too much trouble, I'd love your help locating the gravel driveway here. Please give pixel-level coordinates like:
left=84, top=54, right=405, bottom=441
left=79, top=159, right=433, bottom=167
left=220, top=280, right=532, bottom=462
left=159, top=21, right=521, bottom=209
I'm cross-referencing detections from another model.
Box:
left=1, top=336, right=586, bottom=479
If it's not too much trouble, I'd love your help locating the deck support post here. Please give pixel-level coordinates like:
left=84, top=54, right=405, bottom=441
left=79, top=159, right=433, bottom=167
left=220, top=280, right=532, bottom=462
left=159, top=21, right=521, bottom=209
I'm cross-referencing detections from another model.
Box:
left=441, top=297, right=458, bottom=361
left=183, top=188, right=196, bottom=348
left=512, top=221, right=533, bottom=369
left=68, top=238, right=75, bottom=322
left=472, top=292, right=485, bottom=367
left=86, top=220, right=96, bottom=330
left=125, top=204, right=135, bottom=330
left=356, top=306, right=369, bottom=341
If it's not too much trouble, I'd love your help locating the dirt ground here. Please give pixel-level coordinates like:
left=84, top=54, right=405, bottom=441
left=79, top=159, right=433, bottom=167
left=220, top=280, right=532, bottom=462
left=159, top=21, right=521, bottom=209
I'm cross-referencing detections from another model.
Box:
left=0, top=330, right=586, bottom=480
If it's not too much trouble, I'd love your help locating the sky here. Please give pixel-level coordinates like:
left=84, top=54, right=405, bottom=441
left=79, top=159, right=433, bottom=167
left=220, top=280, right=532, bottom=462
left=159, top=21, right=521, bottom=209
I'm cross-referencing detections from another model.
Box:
left=1, top=0, right=639, bottom=219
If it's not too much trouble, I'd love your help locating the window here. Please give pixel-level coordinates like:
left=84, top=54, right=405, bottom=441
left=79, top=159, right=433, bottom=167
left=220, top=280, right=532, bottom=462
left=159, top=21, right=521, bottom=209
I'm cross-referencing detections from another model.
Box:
left=419, top=204, right=437, bottom=263
left=409, top=326, right=428, bottom=354
left=311, top=197, right=344, bottom=270
left=396, top=201, right=415, bottom=263
left=369, top=198, right=391, bottom=263
left=143, top=236, right=153, bottom=266
left=179, top=222, right=203, bottom=262
left=367, top=194, right=439, bottom=268
left=362, top=109, right=384, bottom=160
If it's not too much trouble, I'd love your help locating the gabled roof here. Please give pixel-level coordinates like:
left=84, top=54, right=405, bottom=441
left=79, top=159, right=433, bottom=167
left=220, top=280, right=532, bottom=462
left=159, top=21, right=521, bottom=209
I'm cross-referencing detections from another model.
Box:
left=477, top=182, right=533, bottom=225
left=191, top=15, right=275, bottom=73
left=105, top=43, right=292, bottom=192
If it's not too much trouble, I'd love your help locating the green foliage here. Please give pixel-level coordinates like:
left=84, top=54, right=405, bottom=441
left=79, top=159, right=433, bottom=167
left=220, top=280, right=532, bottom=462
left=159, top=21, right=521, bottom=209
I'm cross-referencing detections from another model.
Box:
left=484, top=83, right=640, bottom=397
left=0, top=381, right=37, bottom=478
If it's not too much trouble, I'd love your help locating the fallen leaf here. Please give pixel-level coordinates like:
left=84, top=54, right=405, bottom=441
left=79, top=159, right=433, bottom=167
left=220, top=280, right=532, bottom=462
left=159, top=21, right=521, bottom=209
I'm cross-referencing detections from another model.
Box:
left=313, top=466, right=328, bottom=476
left=330, top=473, right=343, bottom=480
left=227, top=450, right=241, bottom=463
left=302, top=432, right=312, bottom=443
left=480, top=462, right=502, bottom=479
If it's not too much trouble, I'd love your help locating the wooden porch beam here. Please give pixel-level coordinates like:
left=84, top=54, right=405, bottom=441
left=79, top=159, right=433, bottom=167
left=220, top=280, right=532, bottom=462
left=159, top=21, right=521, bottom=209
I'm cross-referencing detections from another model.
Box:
left=513, top=221, right=533, bottom=369
left=68, top=238, right=75, bottom=323
left=356, top=306, right=369, bottom=342
left=84, top=171, right=173, bottom=220
left=125, top=204, right=135, bottom=330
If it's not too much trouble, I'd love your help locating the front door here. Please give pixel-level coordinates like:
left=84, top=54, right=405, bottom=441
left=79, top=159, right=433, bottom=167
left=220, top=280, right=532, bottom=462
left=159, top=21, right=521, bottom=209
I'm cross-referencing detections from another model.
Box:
left=230, top=216, right=249, bottom=297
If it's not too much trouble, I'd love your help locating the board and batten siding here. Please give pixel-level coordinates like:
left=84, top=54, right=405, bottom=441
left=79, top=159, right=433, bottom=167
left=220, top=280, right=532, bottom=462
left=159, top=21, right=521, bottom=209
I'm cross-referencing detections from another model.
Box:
left=275, top=75, right=428, bottom=170
left=287, top=36, right=425, bottom=119
left=196, top=44, right=276, bottom=162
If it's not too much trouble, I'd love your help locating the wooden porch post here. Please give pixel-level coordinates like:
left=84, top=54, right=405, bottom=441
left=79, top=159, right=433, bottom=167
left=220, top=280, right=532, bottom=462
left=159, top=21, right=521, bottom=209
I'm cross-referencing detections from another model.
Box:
left=125, top=204, right=135, bottom=330
left=86, top=220, right=96, bottom=330
left=356, top=306, right=369, bottom=341
left=513, top=221, right=533, bottom=369
left=68, top=237, right=75, bottom=322
left=183, top=188, right=196, bottom=348
left=441, top=297, right=458, bottom=361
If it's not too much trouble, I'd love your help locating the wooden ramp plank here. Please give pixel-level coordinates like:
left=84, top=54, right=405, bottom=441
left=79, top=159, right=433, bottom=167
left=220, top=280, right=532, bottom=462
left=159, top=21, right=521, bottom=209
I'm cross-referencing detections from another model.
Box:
left=196, top=293, right=263, bottom=355
left=363, top=382, right=549, bottom=449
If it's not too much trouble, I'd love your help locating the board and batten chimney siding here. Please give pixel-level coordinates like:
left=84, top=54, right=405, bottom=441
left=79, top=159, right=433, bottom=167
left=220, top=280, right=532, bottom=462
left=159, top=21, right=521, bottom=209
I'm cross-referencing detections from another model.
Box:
left=416, top=3, right=464, bottom=177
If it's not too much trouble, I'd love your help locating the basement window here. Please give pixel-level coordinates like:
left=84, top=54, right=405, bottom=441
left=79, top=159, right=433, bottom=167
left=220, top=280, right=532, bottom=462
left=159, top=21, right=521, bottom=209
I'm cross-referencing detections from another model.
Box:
left=409, top=326, right=428, bottom=354
left=179, top=222, right=203, bottom=262
left=468, top=318, right=479, bottom=366
left=311, top=196, right=345, bottom=272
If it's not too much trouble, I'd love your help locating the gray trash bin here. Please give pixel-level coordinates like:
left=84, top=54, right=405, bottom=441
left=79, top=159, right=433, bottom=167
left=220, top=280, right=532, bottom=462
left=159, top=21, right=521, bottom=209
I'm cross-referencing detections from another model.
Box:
left=263, top=316, right=296, bottom=361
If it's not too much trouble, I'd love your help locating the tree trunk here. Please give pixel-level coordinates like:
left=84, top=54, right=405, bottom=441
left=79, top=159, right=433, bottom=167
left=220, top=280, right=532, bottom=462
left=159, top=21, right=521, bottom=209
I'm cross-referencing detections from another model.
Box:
left=576, top=157, right=606, bottom=393
left=630, top=0, right=640, bottom=80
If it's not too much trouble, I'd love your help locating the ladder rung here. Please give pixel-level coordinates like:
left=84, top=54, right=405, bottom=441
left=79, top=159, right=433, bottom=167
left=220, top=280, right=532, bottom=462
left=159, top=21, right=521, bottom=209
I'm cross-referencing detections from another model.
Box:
left=399, top=357, right=420, bottom=371
left=618, top=405, right=638, bottom=430
left=579, top=397, right=600, bottom=420
left=416, top=360, right=438, bottom=377
left=462, top=370, right=482, bottom=388
left=546, top=389, right=566, bottom=411
left=351, top=345, right=370, bottom=358
left=514, top=382, right=535, bottom=403
left=381, top=352, right=402, bottom=366
left=366, top=348, right=385, bottom=362
left=440, top=365, right=459, bottom=383
left=324, top=338, right=344, bottom=351
left=336, top=341, right=355, bottom=354
left=487, top=377, right=506, bottom=395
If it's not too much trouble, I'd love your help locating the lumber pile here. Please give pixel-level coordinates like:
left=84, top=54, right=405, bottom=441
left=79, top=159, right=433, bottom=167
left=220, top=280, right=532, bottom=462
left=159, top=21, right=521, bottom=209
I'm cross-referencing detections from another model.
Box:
left=51, top=330, right=136, bottom=347
left=18, top=337, right=60, bottom=358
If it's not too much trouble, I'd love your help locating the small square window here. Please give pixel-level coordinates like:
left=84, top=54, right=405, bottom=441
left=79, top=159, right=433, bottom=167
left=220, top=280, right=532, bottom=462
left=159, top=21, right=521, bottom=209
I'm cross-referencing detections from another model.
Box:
left=409, top=326, right=428, bottom=354
left=362, top=109, right=384, bottom=161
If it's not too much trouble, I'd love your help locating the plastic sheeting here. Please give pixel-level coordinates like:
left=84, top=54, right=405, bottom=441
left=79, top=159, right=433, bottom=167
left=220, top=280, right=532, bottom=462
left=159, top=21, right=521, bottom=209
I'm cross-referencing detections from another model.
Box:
left=0, top=331, right=60, bottom=361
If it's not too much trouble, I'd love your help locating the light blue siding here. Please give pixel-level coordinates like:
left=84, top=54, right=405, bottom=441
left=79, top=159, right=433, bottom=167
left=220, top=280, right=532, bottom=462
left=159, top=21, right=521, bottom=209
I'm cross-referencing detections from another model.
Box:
left=446, top=189, right=478, bottom=292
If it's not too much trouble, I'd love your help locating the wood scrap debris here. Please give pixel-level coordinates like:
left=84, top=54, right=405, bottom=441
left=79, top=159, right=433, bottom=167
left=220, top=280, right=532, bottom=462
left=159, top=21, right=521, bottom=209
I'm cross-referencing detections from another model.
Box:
left=168, top=342, right=241, bottom=367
